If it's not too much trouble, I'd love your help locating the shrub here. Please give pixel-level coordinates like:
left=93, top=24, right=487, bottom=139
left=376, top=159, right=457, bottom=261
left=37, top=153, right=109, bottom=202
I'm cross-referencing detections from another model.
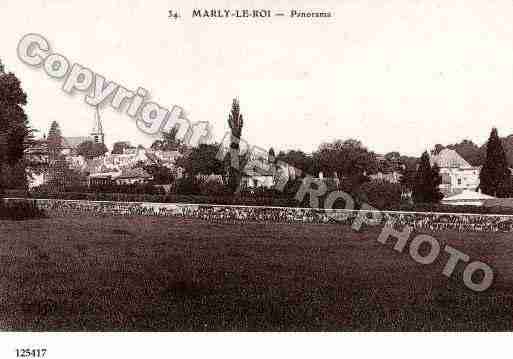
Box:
left=175, top=177, right=202, bottom=195
left=360, top=180, right=403, bottom=210
left=0, top=199, right=46, bottom=220
left=199, top=177, right=228, bottom=196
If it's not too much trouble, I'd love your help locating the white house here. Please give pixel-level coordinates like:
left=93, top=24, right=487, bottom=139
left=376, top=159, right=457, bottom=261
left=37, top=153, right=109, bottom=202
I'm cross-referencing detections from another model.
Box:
left=430, top=149, right=480, bottom=196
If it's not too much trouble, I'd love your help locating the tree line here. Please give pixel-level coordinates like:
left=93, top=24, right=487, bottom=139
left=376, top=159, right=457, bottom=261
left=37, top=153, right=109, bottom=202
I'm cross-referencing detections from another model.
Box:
left=2, top=58, right=513, bottom=207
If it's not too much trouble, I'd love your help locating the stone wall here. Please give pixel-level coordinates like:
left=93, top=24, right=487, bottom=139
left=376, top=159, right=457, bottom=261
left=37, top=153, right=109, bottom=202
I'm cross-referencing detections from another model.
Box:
left=4, top=197, right=513, bottom=233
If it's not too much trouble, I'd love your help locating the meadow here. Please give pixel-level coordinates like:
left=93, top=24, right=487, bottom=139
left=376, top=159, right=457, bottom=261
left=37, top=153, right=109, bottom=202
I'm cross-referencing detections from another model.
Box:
left=0, top=215, right=512, bottom=331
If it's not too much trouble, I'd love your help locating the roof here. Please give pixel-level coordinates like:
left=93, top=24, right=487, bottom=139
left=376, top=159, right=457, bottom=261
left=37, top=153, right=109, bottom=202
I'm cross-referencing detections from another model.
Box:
left=154, top=150, right=182, bottom=163
left=243, top=166, right=274, bottom=177
left=117, top=167, right=152, bottom=180
left=430, top=149, right=472, bottom=168
left=62, top=136, right=90, bottom=149
left=442, top=190, right=495, bottom=202
left=89, top=170, right=120, bottom=178
left=25, top=139, right=48, bottom=154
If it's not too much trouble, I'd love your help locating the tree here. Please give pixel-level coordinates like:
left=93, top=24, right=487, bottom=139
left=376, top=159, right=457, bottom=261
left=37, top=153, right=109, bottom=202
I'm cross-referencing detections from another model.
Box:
left=47, top=121, right=62, bottom=159
left=151, top=126, right=181, bottom=151
left=314, top=139, right=378, bottom=185
left=276, top=150, right=315, bottom=177
left=47, top=158, right=86, bottom=191
left=447, top=139, right=484, bottom=166
left=112, top=141, right=133, bottom=154
left=360, top=180, right=403, bottom=209
left=480, top=128, right=510, bottom=197
left=268, top=147, right=276, bottom=164
left=140, top=164, right=174, bottom=185
left=176, top=143, right=224, bottom=177
left=76, top=140, right=108, bottom=159
left=430, top=144, right=445, bottom=155
left=413, top=151, right=443, bottom=203
left=0, top=62, right=33, bottom=193
left=45, top=121, right=66, bottom=188
left=226, top=98, right=244, bottom=193
left=384, top=151, right=401, bottom=162
left=400, top=166, right=417, bottom=192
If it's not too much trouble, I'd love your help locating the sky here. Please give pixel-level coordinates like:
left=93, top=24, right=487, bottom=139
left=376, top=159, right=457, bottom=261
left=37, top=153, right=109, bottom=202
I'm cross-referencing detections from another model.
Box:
left=2, top=0, right=513, bottom=156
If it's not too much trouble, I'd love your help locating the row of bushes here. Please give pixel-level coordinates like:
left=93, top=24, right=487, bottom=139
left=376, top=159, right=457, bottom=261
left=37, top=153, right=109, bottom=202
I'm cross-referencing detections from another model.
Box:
left=0, top=199, right=46, bottom=220
left=34, top=183, right=165, bottom=195
left=10, top=175, right=513, bottom=215
left=6, top=188, right=513, bottom=216
left=25, top=191, right=300, bottom=207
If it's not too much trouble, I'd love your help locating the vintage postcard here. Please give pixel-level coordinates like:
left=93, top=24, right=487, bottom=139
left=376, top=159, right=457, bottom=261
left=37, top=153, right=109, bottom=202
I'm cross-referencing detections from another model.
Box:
left=0, top=0, right=512, bottom=357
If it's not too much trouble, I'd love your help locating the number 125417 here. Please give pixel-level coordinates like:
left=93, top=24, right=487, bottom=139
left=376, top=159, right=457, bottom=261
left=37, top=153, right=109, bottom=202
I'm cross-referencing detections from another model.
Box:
left=16, top=349, right=46, bottom=358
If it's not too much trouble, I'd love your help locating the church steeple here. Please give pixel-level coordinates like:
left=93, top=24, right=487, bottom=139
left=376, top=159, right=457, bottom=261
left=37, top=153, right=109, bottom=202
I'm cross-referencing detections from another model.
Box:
left=91, top=106, right=104, bottom=144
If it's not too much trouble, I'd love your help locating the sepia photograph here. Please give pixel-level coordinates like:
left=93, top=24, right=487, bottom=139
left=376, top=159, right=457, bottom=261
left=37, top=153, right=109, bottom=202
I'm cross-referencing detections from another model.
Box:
left=0, top=0, right=512, bottom=356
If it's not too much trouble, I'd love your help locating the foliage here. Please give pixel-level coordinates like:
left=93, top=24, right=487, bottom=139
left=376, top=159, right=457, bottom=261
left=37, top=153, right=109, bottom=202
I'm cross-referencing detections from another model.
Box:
left=47, top=121, right=62, bottom=159
left=176, top=143, right=224, bottom=177
left=480, top=128, right=510, bottom=197
left=400, top=166, right=417, bottom=191
left=0, top=66, right=33, bottom=194
left=276, top=150, right=316, bottom=177
left=430, top=144, right=445, bottom=155
left=47, top=157, right=87, bottom=191
left=360, top=180, right=403, bottom=209
left=33, top=182, right=164, bottom=196
left=142, top=164, right=175, bottom=185
left=413, top=151, right=443, bottom=203
left=268, top=147, right=276, bottom=164
left=174, top=176, right=202, bottom=195
left=198, top=176, right=228, bottom=196
left=76, top=140, right=108, bottom=159
left=0, top=199, right=45, bottom=220
left=1, top=162, right=28, bottom=189
left=314, top=139, right=378, bottom=183
left=226, top=98, right=244, bottom=193
left=111, top=141, right=134, bottom=154
left=446, top=139, right=484, bottom=166
left=151, top=126, right=182, bottom=151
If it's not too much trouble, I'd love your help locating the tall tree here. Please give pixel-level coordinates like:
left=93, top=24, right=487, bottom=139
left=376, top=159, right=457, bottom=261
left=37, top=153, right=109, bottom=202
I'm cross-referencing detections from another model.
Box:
left=0, top=62, right=32, bottom=193
left=47, top=121, right=62, bottom=160
left=413, top=151, right=443, bottom=203
left=45, top=121, right=66, bottom=188
left=268, top=147, right=276, bottom=164
left=226, top=98, right=244, bottom=193
left=480, top=128, right=510, bottom=197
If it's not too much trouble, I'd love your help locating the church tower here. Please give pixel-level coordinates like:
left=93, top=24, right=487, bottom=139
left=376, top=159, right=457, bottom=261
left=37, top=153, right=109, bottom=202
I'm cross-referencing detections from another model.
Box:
left=91, top=106, right=104, bottom=144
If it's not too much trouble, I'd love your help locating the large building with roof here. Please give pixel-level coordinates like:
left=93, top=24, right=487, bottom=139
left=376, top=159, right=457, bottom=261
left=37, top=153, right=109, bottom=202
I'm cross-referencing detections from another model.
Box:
left=430, top=148, right=480, bottom=196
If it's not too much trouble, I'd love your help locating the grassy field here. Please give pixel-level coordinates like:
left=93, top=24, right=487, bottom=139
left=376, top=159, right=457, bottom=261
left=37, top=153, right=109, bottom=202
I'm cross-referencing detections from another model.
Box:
left=0, top=215, right=512, bottom=331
